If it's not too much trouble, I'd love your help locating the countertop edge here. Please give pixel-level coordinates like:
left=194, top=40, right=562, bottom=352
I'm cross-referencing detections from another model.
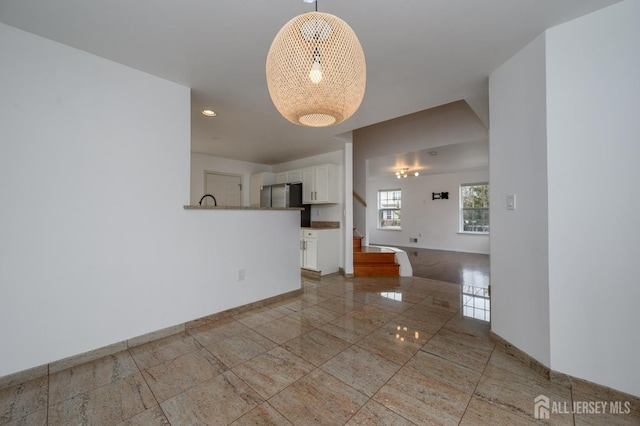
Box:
left=301, top=227, right=341, bottom=230
left=184, top=205, right=303, bottom=211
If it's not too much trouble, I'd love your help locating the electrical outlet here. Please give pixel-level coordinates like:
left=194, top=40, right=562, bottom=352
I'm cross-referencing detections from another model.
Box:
left=238, top=269, right=245, bottom=281
left=410, top=237, right=418, bottom=243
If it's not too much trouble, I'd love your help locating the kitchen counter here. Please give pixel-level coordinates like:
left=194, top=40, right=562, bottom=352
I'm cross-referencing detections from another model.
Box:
left=184, top=205, right=303, bottom=210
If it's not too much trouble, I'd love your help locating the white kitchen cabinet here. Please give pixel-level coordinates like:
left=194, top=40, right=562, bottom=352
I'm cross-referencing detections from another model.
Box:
left=301, top=168, right=314, bottom=203
left=300, top=228, right=339, bottom=275
left=276, top=169, right=302, bottom=184
left=275, top=172, right=287, bottom=184
left=301, top=232, right=318, bottom=270
left=287, top=169, right=302, bottom=183
left=301, top=164, right=338, bottom=204
left=249, top=172, right=275, bottom=206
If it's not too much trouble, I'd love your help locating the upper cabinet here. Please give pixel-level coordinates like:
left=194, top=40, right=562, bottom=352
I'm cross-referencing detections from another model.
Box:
left=276, top=169, right=302, bottom=184
left=249, top=172, right=275, bottom=206
left=302, top=164, right=338, bottom=204
left=257, top=164, right=338, bottom=205
left=287, top=169, right=302, bottom=183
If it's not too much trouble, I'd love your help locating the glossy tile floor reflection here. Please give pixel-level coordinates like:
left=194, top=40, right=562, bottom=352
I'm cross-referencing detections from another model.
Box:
left=393, top=246, right=491, bottom=321
left=2, top=275, right=639, bottom=425
left=462, top=285, right=490, bottom=322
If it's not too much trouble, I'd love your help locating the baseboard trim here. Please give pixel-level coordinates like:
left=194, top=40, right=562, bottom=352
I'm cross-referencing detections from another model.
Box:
left=489, top=331, right=552, bottom=381
left=184, top=288, right=303, bottom=329
left=300, top=268, right=322, bottom=280
left=489, top=330, right=639, bottom=403
left=0, top=363, right=48, bottom=391
left=0, top=288, right=302, bottom=390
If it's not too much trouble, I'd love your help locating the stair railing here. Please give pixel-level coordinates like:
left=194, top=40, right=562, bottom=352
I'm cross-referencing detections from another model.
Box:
left=353, top=191, right=367, bottom=207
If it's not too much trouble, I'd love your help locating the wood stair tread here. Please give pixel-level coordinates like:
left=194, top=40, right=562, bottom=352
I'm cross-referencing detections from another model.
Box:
left=354, top=252, right=396, bottom=264
left=353, top=244, right=400, bottom=277
left=353, top=263, right=400, bottom=277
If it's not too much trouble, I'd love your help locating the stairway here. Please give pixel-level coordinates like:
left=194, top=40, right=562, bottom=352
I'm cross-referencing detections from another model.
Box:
left=353, top=237, right=400, bottom=277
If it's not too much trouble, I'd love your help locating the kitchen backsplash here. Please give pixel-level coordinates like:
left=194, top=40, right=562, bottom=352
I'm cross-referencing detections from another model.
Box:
left=310, top=221, right=340, bottom=229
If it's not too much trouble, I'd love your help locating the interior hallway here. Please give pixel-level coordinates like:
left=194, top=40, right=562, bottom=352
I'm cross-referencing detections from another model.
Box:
left=2, top=272, right=638, bottom=424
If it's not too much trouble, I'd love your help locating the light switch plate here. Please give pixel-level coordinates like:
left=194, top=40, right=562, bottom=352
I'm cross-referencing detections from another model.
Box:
left=507, top=194, right=516, bottom=210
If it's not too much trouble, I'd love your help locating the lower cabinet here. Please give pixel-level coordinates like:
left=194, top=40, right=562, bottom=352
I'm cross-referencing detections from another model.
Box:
left=301, top=233, right=318, bottom=270
left=300, top=229, right=339, bottom=275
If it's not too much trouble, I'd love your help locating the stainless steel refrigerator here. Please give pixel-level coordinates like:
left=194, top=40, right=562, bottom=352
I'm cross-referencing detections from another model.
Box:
left=260, top=183, right=303, bottom=208
left=260, top=183, right=310, bottom=226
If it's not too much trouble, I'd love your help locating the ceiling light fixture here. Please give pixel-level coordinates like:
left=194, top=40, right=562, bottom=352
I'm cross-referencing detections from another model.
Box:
left=265, top=0, right=366, bottom=127
left=201, top=110, right=217, bottom=117
left=395, top=168, right=419, bottom=179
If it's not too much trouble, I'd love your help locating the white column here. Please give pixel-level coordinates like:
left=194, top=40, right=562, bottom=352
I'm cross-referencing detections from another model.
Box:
left=343, top=141, right=354, bottom=276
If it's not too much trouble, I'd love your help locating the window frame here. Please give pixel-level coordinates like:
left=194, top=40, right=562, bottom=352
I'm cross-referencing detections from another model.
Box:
left=460, top=183, right=489, bottom=234
left=377, top=189, right=402, bottom=230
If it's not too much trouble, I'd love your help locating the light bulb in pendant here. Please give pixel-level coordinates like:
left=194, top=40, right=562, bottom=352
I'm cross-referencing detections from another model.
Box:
left=309, top=60, right=323, bottom=84
left=309, top=47, right=323, bottom=84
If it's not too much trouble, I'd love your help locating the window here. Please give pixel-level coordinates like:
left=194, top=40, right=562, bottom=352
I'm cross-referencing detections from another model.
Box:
left=460, top=183, right=489, bottom=233
left=378, top=189, right=401, bottom=229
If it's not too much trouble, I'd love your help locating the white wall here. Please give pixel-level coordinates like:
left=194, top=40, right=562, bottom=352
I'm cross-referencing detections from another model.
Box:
left=190, top=152, right=271, bottom=206
left=0, top=24, right=301, bottom=377
left=489, top=33, right=551, bottom=367
left=368, top=170, right=489, bottom=254
left=545, top=0, right=640, bottom=397
left=489, top=0, right=640, bottom=397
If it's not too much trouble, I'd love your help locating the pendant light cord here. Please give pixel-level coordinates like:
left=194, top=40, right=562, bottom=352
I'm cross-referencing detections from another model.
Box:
left=304, top=0, right=318, bottom=12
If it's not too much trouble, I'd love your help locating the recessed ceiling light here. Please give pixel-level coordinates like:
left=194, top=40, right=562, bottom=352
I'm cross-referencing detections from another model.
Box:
left=429, top=151, right=438, bottom=156
left=201, top=110, right=217, bottom=117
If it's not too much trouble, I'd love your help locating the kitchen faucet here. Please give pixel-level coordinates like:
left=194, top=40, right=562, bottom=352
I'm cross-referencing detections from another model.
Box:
left=199, top=194, right=217, bottom=206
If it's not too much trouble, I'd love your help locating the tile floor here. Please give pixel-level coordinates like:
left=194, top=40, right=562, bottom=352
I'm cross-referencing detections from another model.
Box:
left=1, top=274, right=638, bottom=425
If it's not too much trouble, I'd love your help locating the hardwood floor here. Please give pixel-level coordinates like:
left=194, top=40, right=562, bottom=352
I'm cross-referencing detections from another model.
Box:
left=376, top=246, right=489, bottom=287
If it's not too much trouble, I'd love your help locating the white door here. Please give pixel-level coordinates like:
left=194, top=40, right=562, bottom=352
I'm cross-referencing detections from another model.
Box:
left=205, top=173, right=242, bottom=206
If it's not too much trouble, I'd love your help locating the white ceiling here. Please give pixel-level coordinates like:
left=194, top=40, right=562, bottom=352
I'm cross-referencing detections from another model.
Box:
left=368, top=140, right=490, bottom=179
left=0, top=0, right=620, bottom=165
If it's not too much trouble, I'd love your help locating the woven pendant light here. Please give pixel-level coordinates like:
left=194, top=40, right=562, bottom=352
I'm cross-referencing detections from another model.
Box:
left=266, top=11, right=366, bottom=127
